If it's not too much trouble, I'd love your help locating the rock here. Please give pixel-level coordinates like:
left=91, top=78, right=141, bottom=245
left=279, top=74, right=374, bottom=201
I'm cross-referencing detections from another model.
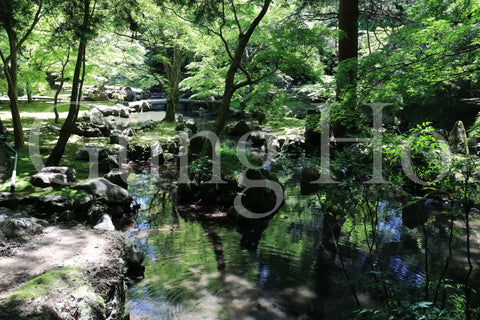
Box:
left=99, top=155, right=119, bottom=173
left=124, top=240, right=145, bottom=274
left=124, top=87, right=136, bottom=102
left=104, top=170, right=129, bottom=189
left=226, top=120, right=250, bottom=136
left=89, top=110, right=108, bottom=127
left=0, top=192, right=17, bottom=209
left=84, top=87, right=109, bottom=101
left=31, top=172, right=69, bottom=188
left=0, top=211, right=45, bottom=239
left=137, top=119, right=158, bottom=131
left=73, top=123, right=104, bottom=137
left=128, top=101, right=151, bottom=112
left=250, top=131, right=266, bottom=148
left=40, top=166, right=76, bottom=182
left=109, top=131, right=127, bottom=145
left=128, top=145, right=151, bottom=162
left=75, top=146, right=109, bottom=161
left=93, top=105, right=130, bottom=118
left=122, top=127, right=135, bottom=137
left=94, top=214, right=115, bottom=231
left=449, top=120, right=468, bottom=154
left=73, top=195, right=95, bottom=221
left=185, top=119, right=198, bottom=134
left=74, top=178, right=130, bottom=203
left=39, top=195, right=73, bottom=213
left=151, top=141, right=165, bottom=165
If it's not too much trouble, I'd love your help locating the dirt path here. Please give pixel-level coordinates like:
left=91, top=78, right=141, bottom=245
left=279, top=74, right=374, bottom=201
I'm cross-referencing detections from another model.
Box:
left=0, top=225, right=123, bottom=300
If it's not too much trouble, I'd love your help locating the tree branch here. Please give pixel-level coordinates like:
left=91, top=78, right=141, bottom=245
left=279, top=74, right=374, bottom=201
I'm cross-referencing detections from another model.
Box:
left=234, top=66, right=277, bottom=90
left=14, top=2, right=44, bottom=55
left=230, top=0, right=243, bottom=34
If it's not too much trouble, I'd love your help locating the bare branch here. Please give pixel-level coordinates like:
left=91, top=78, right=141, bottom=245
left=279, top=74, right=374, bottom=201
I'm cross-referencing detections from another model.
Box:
left=230, top=0, right=243, bottom=34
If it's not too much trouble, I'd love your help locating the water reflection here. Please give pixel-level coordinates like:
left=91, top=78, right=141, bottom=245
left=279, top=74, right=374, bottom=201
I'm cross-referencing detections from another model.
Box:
left=126, top=171, right=480, bottom=319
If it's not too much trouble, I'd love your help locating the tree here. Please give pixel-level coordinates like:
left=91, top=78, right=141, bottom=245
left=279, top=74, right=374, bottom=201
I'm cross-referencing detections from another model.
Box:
left=46, top=0, right=94, bottom=166
left=117, top=1, right=194, bottom=122
left=46, top=0, right=139, bottom=166
left=0, top=0, right=50, bottom=148
left=334, top=0, right=359, bottom=133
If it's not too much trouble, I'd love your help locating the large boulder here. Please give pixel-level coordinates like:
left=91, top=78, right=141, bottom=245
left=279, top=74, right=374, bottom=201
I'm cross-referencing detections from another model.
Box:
left=109, top=131, right=127, bottom=145
left=104, top=170, right=129, bottom=189
left=124, top=87, right=136, bottom=102
left=136, top=119, right=158, bottom=131
left=73, top=178, right=130, bottom=203
left=30, top=167, right=76, bottom=188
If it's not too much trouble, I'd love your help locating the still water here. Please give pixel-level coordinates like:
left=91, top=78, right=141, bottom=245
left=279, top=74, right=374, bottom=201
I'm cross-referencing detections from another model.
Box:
left=125, top=163, right=480, bottom=319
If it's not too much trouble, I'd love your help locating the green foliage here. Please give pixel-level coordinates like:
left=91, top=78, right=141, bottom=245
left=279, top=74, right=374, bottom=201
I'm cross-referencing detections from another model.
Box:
left=358, top=0, right=480, bottom=105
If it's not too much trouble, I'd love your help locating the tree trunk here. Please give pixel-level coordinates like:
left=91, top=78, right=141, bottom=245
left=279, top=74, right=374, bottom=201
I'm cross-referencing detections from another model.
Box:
left=47, top=0, right=90, bottom=166
left=4, top=29, right=25, bottom=149
left=27, top=85, right=33, bottom=103
left=53, top=54, right=70, bottom=124
left=47, top=40, right=87, bottom=166
left=335, top=0, right=359, bottom=133
left=213, top=0, right=272, bottom=135
left=214, top=34, right=251, bottom=135
left=164, top=45, right=183, bottom=123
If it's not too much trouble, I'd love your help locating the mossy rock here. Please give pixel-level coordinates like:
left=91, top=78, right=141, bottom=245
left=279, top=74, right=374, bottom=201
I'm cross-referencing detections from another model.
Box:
left=0, top=267, right=106, bottom=320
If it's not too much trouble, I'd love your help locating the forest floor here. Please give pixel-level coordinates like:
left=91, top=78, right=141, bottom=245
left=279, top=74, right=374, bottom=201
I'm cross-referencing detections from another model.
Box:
left=0, top=148, right=126, bottom=318
left=0, top=225, right=124, bottom=300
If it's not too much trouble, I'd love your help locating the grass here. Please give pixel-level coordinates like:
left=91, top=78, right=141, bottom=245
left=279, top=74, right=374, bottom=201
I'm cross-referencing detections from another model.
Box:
left=0, top=102, right=179, bottom=196
left=128, top=121, right=177, bottom=146
left=0, top=101, right=91, bottom=114
left=264, top=117, right=305, bottom=138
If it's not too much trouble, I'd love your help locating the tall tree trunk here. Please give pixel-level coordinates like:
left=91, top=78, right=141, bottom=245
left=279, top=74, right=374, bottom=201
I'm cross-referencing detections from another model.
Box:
left=213, top=0, right=272, bottom=135
left=47, top=41, right=87, bottom=166
left=47, top=0, right=91, bottom=166
left=53, top=52, right=70, bottom=124
left=214, top=34, right=253, bottom=135
left=5, top=30, right=25, bottom=149
left=164, top=44, right=183, bottom=123
left=335, top=0, right=359, bottom=133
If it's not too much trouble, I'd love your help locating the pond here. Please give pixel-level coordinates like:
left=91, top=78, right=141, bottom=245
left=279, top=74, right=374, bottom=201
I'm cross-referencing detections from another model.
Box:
left=125, top=163, right=480, bottom=319
left=119, top=105, right=480, bottom=319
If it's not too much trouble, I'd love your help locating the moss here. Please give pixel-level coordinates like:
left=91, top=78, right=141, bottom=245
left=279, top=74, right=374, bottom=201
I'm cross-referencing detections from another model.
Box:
left=128, top=121, right=177, bottom=146
left=2, top=266, right=107, bottom=320
left=7, top=266, right=84, bottom=301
